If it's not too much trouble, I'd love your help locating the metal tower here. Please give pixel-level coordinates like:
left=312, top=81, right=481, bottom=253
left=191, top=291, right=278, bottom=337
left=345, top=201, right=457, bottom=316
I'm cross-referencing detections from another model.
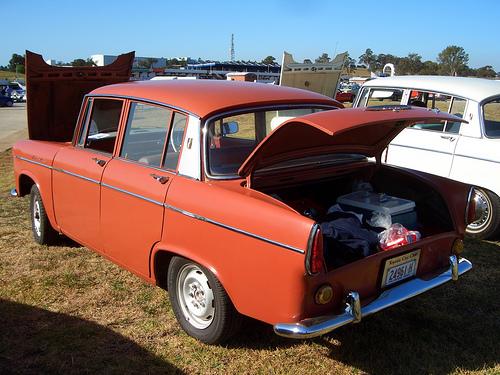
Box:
left=230, top=34, right=235, bottom=62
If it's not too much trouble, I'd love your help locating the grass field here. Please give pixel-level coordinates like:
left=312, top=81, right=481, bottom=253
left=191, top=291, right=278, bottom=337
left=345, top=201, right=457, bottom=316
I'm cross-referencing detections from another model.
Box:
left=0, top=149, right=499, bottom=374
left=0, top=71, right=25, bottom=81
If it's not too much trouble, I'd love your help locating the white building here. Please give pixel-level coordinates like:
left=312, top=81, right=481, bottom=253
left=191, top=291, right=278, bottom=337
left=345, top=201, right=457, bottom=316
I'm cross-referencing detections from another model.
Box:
left=90, top=54, right=167, bottom=68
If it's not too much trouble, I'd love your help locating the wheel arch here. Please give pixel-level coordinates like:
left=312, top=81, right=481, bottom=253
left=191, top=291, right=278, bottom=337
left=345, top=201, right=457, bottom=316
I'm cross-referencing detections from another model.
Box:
left=18, top=172, right=37, bottom=197
left=150, top=245, right=236, bottom=305
left=16, top=169, right=60, bottom=232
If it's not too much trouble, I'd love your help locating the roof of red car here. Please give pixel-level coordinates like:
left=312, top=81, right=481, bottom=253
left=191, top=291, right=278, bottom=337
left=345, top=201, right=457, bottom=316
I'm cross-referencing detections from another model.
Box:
left=89, top=80, right=341, bottom=118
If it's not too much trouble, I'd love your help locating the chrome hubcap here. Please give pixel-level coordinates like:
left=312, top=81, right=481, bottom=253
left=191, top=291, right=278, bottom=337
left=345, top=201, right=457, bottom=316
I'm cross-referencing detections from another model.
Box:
left=177, top=264, right=215, bottom=329
left=467, top=189, right=491, bottom=233
left=33, top=200, right=41, bottom=236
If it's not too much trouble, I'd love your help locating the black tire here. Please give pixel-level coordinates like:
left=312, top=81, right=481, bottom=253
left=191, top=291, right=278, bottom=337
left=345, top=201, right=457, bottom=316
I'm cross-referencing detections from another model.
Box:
left=466, top=188, right=500, bottom=240
left=30, top=185, right=58, bottom=245
left=6, top=100, right=13, bottom=107
left=167, top=256, right=241, bottom=344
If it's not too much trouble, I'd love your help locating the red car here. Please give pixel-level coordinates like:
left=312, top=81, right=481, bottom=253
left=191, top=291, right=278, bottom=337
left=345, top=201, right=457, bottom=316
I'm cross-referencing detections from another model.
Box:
left=11, top=51, right=474, bottom=344
left=335, top=90, right=355, bottom=103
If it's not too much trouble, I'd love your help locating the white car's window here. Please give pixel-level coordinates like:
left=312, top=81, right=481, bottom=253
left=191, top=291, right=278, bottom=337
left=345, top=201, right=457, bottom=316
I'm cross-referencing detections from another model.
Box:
left=483, top=98, right=500, bottom=138
left=120, top=102, right=172, bottom=167
left=409, top=91, right=464, bottom=134
left=357, top=88, right=404, bottom=107
left=445, top=97, right=466, bottom=133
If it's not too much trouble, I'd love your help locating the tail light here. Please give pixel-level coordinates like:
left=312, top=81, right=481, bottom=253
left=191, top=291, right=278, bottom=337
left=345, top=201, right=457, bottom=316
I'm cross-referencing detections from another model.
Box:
left=306, top=225, right=325, bottom=275
left=466, top=187, right=486, bottom=225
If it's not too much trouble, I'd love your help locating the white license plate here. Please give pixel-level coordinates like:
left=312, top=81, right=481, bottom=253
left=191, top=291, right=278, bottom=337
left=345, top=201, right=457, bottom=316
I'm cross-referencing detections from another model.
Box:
left=381, top=250, right=421, bottom=288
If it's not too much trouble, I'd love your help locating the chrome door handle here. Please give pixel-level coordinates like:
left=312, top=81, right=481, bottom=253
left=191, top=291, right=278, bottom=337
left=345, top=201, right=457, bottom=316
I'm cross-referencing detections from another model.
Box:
left=150, top=173, right=169, bottom=184
left=92, top=157, right=106, bottom=167
left=440, top=135, right=456, bottom=141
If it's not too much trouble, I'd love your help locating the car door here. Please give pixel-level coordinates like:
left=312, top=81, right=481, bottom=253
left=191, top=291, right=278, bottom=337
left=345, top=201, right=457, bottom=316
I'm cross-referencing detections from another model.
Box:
left=386, top=92, right=466, bottom=177
left=52, top=97, right=124, bottom=249
left=100, top=101, right=188, bottom=278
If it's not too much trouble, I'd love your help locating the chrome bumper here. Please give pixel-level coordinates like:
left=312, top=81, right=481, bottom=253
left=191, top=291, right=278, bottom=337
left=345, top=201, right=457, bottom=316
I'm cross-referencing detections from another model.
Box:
left=274, top=255, right=472, bottom=339
left=10, top=188, right=18, bottom=197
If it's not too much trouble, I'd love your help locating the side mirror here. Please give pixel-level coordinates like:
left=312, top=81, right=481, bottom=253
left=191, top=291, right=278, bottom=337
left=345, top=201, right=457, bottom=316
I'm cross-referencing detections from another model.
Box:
left=222, top=121, right=239, bottom=136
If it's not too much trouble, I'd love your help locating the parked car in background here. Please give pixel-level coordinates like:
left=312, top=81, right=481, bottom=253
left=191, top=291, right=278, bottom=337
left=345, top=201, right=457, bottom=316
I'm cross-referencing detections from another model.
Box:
left=335, top=90, right=355, bottom=103
left=10, top=89, right=26, bottom=102
left=355, top=76, right=500, bottom=239
left=12, top=52, right=474, bottom=344
left=0, top=94, right=14, bottom=107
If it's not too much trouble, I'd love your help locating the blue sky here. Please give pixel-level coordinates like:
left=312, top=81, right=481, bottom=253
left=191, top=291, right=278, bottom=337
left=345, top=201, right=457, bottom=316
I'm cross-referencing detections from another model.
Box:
left=3, top=0, right=499, bottom=71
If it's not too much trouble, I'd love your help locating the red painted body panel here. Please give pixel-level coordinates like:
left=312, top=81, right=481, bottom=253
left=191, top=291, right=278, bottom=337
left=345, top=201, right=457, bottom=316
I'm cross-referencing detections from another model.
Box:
left=52, top=147, right=110, bottom=248
left=155, top=176, right=313, bottom=323
left=238, top=108, right=466, bottom=177
left=100, top=158, right=172, bottom=278
left=90, top=80, right=341, bottom=118
left=25, top=50, right=134, bottom=142
left=12, top=140, right=69, bottom=230
left=11, top=79, right=473, bottom=330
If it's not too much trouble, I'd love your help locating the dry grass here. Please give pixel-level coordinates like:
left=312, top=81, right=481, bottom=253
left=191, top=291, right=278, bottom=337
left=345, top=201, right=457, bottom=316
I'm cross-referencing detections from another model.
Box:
left=0, top=149, right=499, bottom=375
left=0, top=72, right=24, bottom=81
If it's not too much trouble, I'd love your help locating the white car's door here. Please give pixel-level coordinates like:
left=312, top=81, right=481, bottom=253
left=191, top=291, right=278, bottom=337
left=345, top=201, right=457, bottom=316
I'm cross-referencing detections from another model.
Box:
left=385, top=92, right=467, bottom=178
left=386, top=127, right=459, bottom=177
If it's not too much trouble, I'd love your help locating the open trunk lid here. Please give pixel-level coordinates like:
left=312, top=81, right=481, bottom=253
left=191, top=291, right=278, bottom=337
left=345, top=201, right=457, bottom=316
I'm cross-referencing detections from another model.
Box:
left=25, top=50, right=134, bottom=141
left=238, top=106, right=465, bottom=179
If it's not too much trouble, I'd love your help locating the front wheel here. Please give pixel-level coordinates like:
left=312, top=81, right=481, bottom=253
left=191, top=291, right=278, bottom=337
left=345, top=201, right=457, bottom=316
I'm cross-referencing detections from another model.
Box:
left=30, top=185, right=58, bottom=244
left=167, top=256, right=241, bottom=344
left=466, top=188, right=500, bottom=239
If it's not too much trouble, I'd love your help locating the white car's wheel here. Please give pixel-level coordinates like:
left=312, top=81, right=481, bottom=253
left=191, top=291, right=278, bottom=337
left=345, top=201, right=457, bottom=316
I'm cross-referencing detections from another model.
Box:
left=466, top=188, right=500, bottom=239
left=167, top=256, right=241, bottom=344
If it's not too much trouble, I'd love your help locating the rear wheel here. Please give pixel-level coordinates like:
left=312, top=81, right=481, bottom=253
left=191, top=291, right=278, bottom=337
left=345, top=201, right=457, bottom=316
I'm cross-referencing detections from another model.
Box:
left=167, top=256, right=241, bottom=344
left=466, top=188, right=500, bottom=239
left=30, top=185, right=58, bottom=244
left=6, top=100, right=13, bottom=107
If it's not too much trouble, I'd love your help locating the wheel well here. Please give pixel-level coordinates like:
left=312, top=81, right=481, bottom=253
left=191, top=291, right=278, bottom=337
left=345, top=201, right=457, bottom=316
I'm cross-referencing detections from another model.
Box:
left=154, top=250, right=175, bottom=290
left=18, top=174, right=36, bottom=196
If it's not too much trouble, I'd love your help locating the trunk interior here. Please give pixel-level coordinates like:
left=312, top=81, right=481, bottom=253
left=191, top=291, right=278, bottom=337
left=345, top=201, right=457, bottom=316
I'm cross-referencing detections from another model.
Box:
left=255, top=163, right=454, bottom=269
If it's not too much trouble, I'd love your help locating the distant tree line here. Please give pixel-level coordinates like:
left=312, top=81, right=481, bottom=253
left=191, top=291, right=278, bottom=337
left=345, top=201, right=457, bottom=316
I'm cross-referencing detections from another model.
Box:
left=2, top=47, right=498, bottom=78
left=357, top=45, right=497, bottom=77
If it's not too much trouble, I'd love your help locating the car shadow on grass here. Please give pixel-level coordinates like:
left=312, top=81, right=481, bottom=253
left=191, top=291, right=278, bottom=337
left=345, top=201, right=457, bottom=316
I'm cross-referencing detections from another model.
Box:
left=228, top=240, right=500, bottom=374
left=0, top=299, right=184, bottom=375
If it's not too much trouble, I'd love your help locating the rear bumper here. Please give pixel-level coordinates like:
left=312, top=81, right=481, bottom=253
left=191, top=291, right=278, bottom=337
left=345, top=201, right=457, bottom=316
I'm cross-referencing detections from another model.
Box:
left=274, top=255, right=472, bottom=339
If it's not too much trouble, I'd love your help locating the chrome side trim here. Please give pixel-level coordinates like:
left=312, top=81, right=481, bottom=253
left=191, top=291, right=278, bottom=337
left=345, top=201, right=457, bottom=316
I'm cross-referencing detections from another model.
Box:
left=101, top=183, right=164, bottom=206
left=164, top=203, right=305, bottom=254
left=16, top=155, right=53, bottom=169
left=16, top=155, right=304, bottom=255
left=389, top=143, right=453, bottom=156
left=274, top=256, right=472, bottom=339
left=10, top=188, right=18, bottom=197
left=53, top=167, right=100, bottom=185
left=453, top=153, right=500, bottom=165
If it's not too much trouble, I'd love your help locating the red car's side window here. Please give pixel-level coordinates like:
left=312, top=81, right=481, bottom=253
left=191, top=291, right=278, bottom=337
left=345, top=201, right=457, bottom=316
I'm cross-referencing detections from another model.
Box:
left=120, top=102, right=173, bottom=167
left=79, top=98, right=123, bottom=154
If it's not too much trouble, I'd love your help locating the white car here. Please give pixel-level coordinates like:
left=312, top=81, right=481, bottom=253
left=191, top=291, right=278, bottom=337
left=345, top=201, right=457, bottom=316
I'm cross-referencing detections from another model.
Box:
left=354, top=76, right=500, bottom=239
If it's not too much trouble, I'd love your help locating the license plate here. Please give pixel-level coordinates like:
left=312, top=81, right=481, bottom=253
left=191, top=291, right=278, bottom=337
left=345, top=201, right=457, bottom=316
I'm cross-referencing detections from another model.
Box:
left=381, top=250, right=421, bottom=288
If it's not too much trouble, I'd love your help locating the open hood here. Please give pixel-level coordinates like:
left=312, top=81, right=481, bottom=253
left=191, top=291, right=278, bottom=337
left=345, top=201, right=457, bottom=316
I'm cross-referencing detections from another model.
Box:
left=25, top=50, right=134, bottom=141
left=238, top=106, right=466, bottom=178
